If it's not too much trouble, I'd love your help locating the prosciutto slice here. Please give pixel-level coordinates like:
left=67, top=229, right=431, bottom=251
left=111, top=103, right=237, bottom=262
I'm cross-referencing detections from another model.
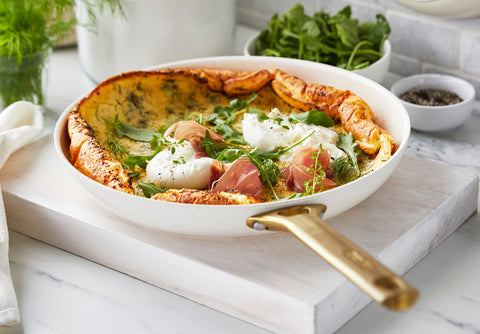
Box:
left=166, top=120, right=224, bottom=158
left=165, top=121, right=224, bottom=142
left=212, top=157, right=263, bottom=198
left=284, top=145, right=337, bottom=192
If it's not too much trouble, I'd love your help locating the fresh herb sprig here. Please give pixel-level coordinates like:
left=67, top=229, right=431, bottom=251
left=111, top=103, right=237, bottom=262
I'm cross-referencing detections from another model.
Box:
left=331, top=156, right=358, bottom=184
left=255, top=4, right=390, bottom=70
left=336, top=132, right=361, bottom=175
left=104, top=116, right=128, bottom=158
left=206, top=92, right=258, bottom=143
left=0, top=0, right=123, bottom=107
left=138, top=182, right=168, bottom=198
left=122, top=134, right=171, bottom=171
left=108, top=114, right=162, bottom=142
left=303, top=145, right=327, bottom=195
left=103, top=115, right=165, bottom=170
left=249, top=108, right=334, bottom=128
left=288, top=109, right=335, bottom=127
left=330, top=132, right=363, bottom=185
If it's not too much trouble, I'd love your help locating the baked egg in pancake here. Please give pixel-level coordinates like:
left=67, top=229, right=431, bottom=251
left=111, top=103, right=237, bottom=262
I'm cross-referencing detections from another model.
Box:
left=67, top=68, right=396, bottom=204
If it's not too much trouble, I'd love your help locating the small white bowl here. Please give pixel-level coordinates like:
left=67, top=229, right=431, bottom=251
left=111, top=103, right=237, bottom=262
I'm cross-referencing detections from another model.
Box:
left=391, top=74, right=476, bottom=132
left=354, top=40, right=391, bottom=83
left=243, top=33, right=391, bottom=83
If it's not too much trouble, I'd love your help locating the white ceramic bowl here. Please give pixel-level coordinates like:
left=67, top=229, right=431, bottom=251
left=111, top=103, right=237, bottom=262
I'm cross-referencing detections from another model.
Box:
left=54, top=56, right=410, bottom=236
left=354, top=40, right=391, bottom=83
left=391, top=74, right=475, bottom=132
left=244, top=34, right=392, bottom=83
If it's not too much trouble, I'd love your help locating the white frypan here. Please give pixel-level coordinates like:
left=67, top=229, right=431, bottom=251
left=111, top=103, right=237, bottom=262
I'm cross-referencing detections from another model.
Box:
left=54, top=56, right=417, bottom=310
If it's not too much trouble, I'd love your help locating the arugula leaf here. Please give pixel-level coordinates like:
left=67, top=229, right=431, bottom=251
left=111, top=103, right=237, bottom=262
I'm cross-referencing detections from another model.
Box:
left=247, top=108, right=269, bottom=122
left=116, top=123, right=162, bottom=142
left=202, top=131, right=224, bottom=159
left=149, top=135, right=162, bottom=150
left=288, top=109, right=334, bottom=127
left=255, top=4, right=390, bottom=71
left=331, top=156, right=359, bottom=184
left=123, top=145, right=162, bottom=170
left=206, top=92, right=257, bottom=143
left=336, top=132, right=360, bottom=175
left=216, top=124, right=245, bottom=143
left=107, top=114, right=162, bottom=142
left=230, top=92, right=257, bottom=110
left=139, top=182, right=168, bottom=198
left=359, top=14, right=391, bottom=50
left=247, top=152, right=281, bottom=191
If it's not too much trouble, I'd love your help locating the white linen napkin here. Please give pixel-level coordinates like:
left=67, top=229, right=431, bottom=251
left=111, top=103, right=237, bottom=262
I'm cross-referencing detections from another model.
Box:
left=0, top=101, right=44, bottom=326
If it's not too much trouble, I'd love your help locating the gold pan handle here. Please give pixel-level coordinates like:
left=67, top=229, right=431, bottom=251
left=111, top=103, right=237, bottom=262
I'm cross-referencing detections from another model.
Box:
left=246, top=204, right=418, bottom=311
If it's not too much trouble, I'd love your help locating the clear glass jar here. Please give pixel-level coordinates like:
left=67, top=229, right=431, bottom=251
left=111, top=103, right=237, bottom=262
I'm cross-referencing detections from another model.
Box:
left=0, top=51, right=49, bottom=110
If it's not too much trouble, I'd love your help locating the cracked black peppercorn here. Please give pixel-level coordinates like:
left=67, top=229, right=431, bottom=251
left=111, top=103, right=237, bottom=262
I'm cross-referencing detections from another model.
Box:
left=399, top=88, right=463, bottom=106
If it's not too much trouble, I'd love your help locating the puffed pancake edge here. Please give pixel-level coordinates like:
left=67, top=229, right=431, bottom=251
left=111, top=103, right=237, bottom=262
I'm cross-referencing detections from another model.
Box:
left=151, top=188, right=262, bottom=205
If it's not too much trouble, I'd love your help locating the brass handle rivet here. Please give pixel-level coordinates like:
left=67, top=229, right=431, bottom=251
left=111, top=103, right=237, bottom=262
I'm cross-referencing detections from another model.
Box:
left=252, top=222, right=267, bottom=231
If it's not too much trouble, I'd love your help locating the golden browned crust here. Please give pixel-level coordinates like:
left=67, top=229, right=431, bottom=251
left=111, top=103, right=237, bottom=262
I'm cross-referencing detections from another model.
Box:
left=168, top=68, right=275, bottom=95
left=151, top=188, right=261, bottom=205
left=337, top=94, right=381, bottom=154
left=271, top=70, right=394, bottom=155
left=68, top=105, right=92, bottom=162
left=68, top=106, right=135, bottom=194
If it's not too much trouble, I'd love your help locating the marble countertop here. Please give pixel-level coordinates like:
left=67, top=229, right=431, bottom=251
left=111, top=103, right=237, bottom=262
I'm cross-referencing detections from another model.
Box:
left=1, top=26, right=480, bottom=334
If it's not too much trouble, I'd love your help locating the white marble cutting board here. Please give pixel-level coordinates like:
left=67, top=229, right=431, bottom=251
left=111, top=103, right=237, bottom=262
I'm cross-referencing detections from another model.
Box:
left=0, top=134, right=478, bottom=334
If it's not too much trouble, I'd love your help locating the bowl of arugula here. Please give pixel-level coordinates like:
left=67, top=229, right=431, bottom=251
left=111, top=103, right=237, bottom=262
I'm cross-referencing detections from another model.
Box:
left=244, top=4, right=392, bottom=83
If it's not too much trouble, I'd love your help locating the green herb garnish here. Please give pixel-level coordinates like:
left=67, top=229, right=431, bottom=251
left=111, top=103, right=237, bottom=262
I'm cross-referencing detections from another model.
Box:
left=138, top=182, right=168, bottom=198
left=202, top=130, right=314, bottom=200
left=288, top=109, right=335, bottom=127
left=336, top=132, right=361, bottom=176
left=123, top=135, right=163, bottom=170
left=255, top=4, right=390, bottom=70
left=303, top=145, right=327, bottom=195
left=104, top=114, right=163, bottom=142
left=104, top=117, right=128, bottom=158
left=123, top=144, right=162, bottom=170
left=114, top=118, right=163, bottom=142
left=331, top=156, right=358, bottom=184
left=206, top=92, right=257, bottom=143
left=247, top=108, right=269, bottom=122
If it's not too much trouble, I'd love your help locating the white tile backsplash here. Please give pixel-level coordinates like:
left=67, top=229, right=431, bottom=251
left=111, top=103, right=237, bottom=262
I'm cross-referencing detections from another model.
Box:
left=236, top=0, right=480, bottom=98
left=255, top=0, right=316, bottom=18
left=320, top=0, right=386, bottom=21
left=460, top=31, right=480, bottom=76
left=387, top=11, right=460, bottom=68
left=390, top=53, right=421, bottom=76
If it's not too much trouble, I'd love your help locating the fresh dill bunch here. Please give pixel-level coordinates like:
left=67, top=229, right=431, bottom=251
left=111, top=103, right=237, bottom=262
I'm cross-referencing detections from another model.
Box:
left=0, top=0, right=123, bottom=107
left=0, top=0, right=124, bottom=62
left=104, top=116, right=128, bottom=159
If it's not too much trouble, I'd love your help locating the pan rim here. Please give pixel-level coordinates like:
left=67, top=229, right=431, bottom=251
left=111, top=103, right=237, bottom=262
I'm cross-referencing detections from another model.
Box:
left=53, top=56, right=410, bottom=235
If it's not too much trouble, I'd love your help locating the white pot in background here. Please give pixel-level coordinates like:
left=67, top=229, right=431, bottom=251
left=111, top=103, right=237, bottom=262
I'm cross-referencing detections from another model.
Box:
left=75, top=0, right=236, bottom=83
